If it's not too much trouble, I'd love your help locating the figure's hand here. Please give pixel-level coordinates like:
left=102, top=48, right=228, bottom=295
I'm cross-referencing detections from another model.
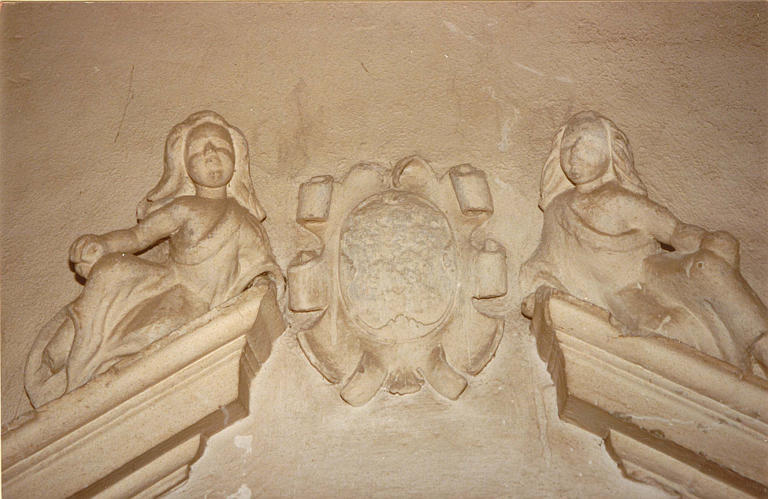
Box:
left=700, top=231, right=740, bottom=268
left=671, top=223, right=707, bottom=253
left=521, top=293, right=536, bottom=318
left=69, top=234, right=107, bottom=278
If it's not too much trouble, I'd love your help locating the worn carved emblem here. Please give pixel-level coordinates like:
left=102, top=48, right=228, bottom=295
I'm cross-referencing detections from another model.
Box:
left=289, top=157, right=507, bottom=405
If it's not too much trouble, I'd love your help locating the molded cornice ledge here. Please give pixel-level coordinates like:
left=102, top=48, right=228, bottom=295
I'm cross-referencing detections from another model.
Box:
left=2, top=282, right=285, bottom=498
left=529, top=286, right=768, bottom=498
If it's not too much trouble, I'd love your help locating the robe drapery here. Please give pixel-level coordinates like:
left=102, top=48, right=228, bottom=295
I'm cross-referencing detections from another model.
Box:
left=26, top=199, right=282, bottom=407
left=521, top=191, right=767, bottom=371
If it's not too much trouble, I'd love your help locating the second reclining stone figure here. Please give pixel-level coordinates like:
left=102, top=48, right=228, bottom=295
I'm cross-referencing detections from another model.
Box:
left=521, top=110, right=768, bottom=375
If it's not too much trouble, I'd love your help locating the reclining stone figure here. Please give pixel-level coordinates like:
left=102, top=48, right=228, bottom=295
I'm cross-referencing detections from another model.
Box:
left=521, top=110, right=768, bottom=375
left=25, top=111, right=284, bottom=408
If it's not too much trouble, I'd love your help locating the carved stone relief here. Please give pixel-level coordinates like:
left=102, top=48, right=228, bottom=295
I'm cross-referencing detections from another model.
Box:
left=521, top=110, right=768, bottom=376
left=4, top=5, right=768, bottom=497
left=3, top=283, right=284, bottom=499
left=3, top=111, right=287, bottom=498
left=528, top=287, right=768, bottom=497
left=24, top=110, right=285, bottom=408
left=520, top=111, right=768, bottom=497
left=289, top=157, right=507, bottom=405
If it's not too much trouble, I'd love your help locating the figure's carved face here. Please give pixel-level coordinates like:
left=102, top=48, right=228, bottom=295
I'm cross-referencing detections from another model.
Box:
left=560, top=118, right=611, bottom=187
left=185, top=123, right=235, bottom=188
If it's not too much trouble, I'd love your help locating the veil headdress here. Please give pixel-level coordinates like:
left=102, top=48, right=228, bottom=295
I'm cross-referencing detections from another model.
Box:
left=538, top=111, right=647, bottom=210
left=137, top=110, right=267, bottom=222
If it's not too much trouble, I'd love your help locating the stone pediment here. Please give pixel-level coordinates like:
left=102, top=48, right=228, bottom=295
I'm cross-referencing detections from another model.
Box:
left=528, top=286, right=768, bottom=497
left=2, top=284, right=284, bottom=498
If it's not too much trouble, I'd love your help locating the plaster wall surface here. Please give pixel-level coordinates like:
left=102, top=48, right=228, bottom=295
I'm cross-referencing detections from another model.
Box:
left=1, top=3, right=765, bottom=496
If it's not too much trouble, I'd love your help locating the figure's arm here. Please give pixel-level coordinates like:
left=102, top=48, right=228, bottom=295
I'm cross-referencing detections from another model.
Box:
left=70, top=201, right=187, bottom=276
left=519, top=250, right=568, bottom=318
left=750, top=333, right=768, bottom=376
left=626, top=194, right=706, bottom=252
left=105, top=203, right=185, bottom=253
left=624, top=193, right=745, bottom=266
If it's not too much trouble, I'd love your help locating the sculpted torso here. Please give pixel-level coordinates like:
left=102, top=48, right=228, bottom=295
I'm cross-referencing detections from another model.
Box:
left=170, top=198, right=230, bottom=247
left=71, top=122, right=242, bottom=275
left=567, top=185, right=672, bottom=239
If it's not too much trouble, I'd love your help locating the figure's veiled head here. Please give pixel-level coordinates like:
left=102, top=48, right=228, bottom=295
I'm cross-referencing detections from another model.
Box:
left=137, top=111, right=266, bottom=221
left=185, top=122, right=236, bottom=189
left=539, top=111, right=646, bottom=209
left=560, top=112, right=612, bottom=187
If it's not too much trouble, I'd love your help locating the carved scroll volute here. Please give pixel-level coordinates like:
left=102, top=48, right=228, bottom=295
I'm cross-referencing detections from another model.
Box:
left=297, top=175, right=334, bottom=223
left=289, top=176, right=334, bottom=313
left=475, top=239, right=507, bottom=299
left=449, top=164, right=494, bottom=216
left=287, top=250, right=328, bottom=313
left=288, top=157, right=507, bottom=406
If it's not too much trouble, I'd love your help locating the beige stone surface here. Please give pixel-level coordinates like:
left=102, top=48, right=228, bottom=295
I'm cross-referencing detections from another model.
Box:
left=2, top=2, right=766, bottom=496
left=528, top=287, right=768, bottom=497
left=22, top=110, right=284, bottom=409
left=290, top=159, right=507, bottom=406
left=521, top=110, right=768, bottom=374
left=3, top=283, right=285, bottom=498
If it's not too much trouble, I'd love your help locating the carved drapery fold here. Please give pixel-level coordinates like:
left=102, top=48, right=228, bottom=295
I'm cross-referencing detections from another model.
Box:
left=529, top=287, right=768, bottom=498
left=3, top=284, right=285, bottom=499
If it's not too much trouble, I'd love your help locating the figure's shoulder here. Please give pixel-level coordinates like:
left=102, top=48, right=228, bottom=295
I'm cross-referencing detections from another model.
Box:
left=226, top=198, right=253, bottom=218
left=162, top=195, right=200, bottom=215
left=547, top=189, right=575, bottom=210
left=593, top=183, right=673, bottom=223
left=594, top=182, right=649, bottom=206
left=165, top=195, right=197, bottom=207
left=141, top=196, right=197, bottom=220
left=227, top=199, right=267, bottom=230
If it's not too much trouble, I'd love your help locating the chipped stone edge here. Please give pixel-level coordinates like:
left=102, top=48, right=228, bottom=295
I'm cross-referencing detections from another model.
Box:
left=529, top=286, right=768, bottom=498
left=1, top=283, right=285, bottom=498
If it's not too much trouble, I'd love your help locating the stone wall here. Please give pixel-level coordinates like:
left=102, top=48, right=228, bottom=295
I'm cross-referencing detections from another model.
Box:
left=2, top=3, right=766, bottom=496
